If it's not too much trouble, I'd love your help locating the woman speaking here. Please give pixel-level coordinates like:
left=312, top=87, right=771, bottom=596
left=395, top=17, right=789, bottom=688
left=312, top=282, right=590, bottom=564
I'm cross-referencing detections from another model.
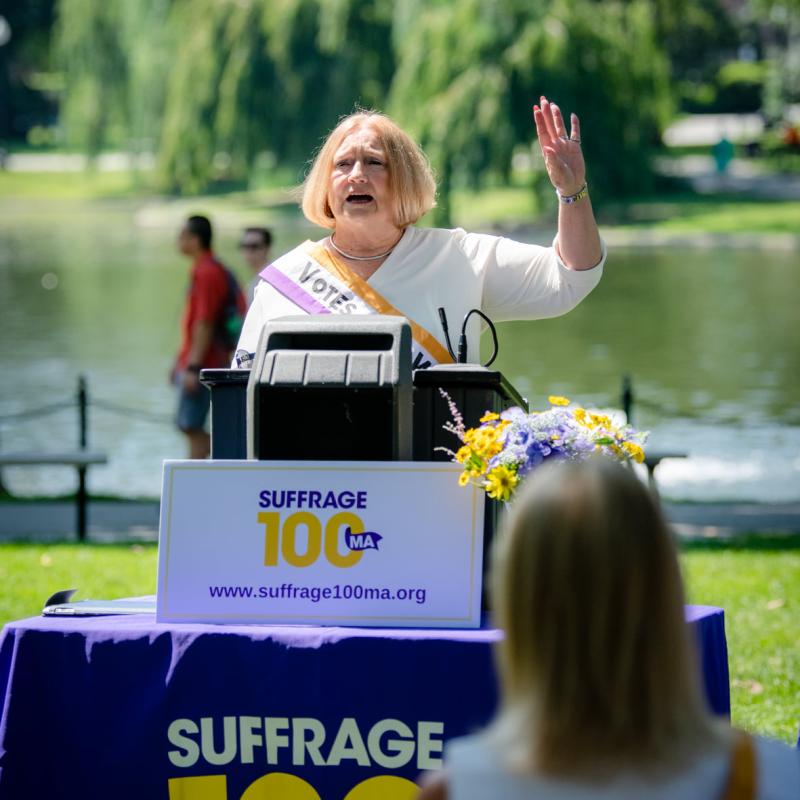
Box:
left=235, top=97, right=604, bottom=367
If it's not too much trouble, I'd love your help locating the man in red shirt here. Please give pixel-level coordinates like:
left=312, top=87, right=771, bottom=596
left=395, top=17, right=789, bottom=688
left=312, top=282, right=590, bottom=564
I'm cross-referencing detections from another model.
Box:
left=174, top=215, right=245, bottom=458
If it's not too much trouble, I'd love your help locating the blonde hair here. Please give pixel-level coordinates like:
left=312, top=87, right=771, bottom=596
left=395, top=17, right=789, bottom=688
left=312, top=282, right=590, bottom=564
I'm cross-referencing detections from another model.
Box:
left=490, top=458, right=725, bottom=777
left=301, top=111, right=437, bottom=229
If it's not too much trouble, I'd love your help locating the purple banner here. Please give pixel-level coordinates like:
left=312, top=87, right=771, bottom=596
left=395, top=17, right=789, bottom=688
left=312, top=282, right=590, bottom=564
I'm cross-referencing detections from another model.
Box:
left=260, top=264, right=332, bottom=315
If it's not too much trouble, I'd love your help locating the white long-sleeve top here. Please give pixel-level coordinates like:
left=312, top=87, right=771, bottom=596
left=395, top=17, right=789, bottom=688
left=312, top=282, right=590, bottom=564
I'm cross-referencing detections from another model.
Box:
left=446, top=732, right=800, bottom=800
left=235, top=226, right=605, bottom=363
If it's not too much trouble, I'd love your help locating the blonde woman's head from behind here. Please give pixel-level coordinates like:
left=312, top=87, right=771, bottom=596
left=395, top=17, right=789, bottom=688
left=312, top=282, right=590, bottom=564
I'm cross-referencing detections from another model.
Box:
left=490, top=457, right=723, bottom=776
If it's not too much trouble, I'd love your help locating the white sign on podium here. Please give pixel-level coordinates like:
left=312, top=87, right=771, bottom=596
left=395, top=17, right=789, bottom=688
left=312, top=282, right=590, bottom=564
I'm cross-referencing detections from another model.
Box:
left=157, top=460, right=485, bottom=628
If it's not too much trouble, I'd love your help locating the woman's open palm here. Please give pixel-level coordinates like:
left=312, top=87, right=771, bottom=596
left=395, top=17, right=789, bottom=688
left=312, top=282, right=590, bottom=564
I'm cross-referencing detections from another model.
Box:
left=534, top=96, right=585, bottom=196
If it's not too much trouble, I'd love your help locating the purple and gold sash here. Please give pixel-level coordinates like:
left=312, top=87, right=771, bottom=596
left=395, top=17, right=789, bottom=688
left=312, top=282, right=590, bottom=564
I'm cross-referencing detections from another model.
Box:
left=260, top=242, right=452, bottom=369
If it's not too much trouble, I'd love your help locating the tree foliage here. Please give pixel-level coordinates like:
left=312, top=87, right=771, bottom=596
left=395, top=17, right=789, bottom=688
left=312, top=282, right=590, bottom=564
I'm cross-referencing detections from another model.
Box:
left=54, top=0, right=673, bottom=212
left=154, top=0, right=396, bottom=192
left=390, top=0, right=672, bottom=218
left=0, top=0, right=58, bottom=141
left=56, top=0, right=128, bottom=157
left=57, top=0, right=394, bottom=187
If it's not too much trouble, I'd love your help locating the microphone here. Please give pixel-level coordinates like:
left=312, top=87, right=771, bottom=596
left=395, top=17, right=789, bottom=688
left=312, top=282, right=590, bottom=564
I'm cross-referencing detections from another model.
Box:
left=438, top=307, right=458, bottom=362
left=438, top=307, right=499, bottom=366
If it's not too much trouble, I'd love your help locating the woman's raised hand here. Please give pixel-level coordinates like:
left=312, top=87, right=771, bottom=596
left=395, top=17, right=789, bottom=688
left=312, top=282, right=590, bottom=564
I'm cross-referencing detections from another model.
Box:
left=533, top=96, right=585, bottom=197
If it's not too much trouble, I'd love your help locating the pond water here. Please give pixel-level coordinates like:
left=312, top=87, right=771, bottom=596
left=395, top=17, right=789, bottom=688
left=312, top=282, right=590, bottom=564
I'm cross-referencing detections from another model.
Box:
left=1, top=203, right=798, bottom=501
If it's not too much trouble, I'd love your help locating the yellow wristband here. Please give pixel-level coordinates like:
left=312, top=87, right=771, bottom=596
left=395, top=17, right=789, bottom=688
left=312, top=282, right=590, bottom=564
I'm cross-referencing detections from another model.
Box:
left=556, top=184, right=588, bottom=204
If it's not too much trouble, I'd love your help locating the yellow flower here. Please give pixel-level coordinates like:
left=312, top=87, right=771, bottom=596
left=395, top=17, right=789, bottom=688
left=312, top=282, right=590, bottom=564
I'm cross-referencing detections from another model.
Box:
left=573, top=407, right=587, bottom=424
left=485, top=466, right=519, bottom=502
left=455, top=445, right=471, bottom=463
left=463, top=429, right=478, bottom=446
left=589, top=413, right=611, bottom=429
left=470, top=427, right=502, bottom=458
left=458, top=471, right=472, bottom=487
left=474, top=444, right=498, bottom=459
left=480, top=411, right=500, bottom=423
left=548, top=395, right=570, bottom=406
left=623, top=441, right=646, bottom=464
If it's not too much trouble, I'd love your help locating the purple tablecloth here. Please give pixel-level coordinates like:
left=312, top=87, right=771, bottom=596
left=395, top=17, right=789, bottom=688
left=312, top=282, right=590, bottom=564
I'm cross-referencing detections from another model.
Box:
left=0, top=604, right=728, bottom=799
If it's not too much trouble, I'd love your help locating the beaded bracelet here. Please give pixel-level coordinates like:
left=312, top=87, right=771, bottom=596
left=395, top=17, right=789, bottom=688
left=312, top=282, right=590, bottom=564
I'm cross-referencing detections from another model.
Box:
left=556, top=183, right=588, bottom=204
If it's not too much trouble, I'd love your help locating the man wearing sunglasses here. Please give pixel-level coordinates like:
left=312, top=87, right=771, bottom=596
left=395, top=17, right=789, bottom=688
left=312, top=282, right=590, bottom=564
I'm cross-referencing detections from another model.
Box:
left=239, top=227, right=272, bottom=303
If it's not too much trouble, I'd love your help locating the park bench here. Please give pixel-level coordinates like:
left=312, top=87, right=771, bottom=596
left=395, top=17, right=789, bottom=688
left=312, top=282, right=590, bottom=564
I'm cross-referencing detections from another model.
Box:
left=643, top=449, right=688, bottom=494
left=0, top=451, right=108, bottom=541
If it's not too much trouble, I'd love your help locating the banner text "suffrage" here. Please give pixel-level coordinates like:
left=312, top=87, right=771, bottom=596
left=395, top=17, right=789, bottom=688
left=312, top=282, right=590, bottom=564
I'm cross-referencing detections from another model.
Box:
left=168, top=716, right=444, bottom=770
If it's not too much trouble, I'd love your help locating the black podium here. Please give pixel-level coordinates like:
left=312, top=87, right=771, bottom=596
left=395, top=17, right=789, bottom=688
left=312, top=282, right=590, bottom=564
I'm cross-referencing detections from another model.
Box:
left=200, top=366, right=526, bottom=459
left=200, top=316, right=527, bottom=588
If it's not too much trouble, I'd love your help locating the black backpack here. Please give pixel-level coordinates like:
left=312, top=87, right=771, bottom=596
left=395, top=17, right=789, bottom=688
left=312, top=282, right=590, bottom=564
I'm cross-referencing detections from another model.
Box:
left=214, top=267, right=246, bottom=352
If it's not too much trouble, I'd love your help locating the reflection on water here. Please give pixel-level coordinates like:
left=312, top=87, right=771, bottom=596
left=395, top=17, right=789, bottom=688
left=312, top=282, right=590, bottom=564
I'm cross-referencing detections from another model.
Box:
left=0, top=206, right=798, bottom=501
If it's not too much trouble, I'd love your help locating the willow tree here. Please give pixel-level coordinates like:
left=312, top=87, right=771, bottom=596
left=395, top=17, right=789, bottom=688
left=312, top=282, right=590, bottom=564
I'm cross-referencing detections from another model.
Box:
left=55, top=0, right=394, bottom=191
left=55, top=0, right=671, bottom=202
left=154, top=0, right=259, bottom=193
left=56, top=0, right=129, bottom=158
left=156, top=0, right=394, bottom=192
left=388, top=0, right=520, bottom=224
left=56, top=0, right=172, bottom=166
left=534, top=0, right=674, bottom=196
left=390, top=0, right=672, bottom=223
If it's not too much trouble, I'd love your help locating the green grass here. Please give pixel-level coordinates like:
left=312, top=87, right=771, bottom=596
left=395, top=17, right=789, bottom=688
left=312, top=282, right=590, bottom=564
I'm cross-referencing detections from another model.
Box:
left=0, top=165, right=300, bottom=202
left=601, top=194, right=800, bottom=235
left=438, top=186, right=800, bottom=236
left=2, top=164, right=798, bottom=235
left=0, top=542, right=157, bottom=624
left=0, top=540, right=797, bottom=743
left=450, top=185, right=541, bottom=228
left=0, top=168, right=306, bottom=233
left=0, top=169, right=151, bottom=200
left=680, top=544, right=800, bottom=743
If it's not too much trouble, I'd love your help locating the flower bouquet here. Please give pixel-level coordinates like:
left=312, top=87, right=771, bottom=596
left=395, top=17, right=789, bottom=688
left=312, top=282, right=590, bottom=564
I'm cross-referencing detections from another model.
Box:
left=439, top=392, right=647, bottom=502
